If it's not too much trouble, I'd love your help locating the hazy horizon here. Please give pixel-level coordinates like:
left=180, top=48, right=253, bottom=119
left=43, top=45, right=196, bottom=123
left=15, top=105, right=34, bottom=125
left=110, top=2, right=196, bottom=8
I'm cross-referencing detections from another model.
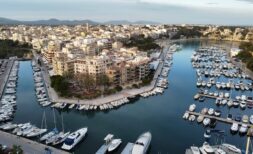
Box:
left=1, top=0, right=253, bottom=25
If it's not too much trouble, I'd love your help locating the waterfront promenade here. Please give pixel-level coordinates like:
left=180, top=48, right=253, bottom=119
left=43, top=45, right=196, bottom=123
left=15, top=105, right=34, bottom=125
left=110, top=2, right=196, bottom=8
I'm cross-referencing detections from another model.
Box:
left=46, top=59, right=164, bottom=105
left=0, top=130, right=69, bottom=154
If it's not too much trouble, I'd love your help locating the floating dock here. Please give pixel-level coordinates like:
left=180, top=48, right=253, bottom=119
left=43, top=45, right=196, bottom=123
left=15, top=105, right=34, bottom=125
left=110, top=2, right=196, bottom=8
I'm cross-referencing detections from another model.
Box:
left=187, top=111, right=253, bottom=127
left=121, top=142, right=134, bottom=154
left=96, top=144, right=109, bottom=154
left=198, top=93, right=229, bottom=100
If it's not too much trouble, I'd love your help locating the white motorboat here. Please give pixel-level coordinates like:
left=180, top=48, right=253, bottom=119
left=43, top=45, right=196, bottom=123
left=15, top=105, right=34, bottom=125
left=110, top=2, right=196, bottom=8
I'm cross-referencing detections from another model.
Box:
left=207, top=108, right=214, bottom=115
left=69, top=104, right=75, bottom=109
left=227, top=100, right=233, bottom=107
left=183, top=112, right=189, bottom=120
left=131, top=131, right=152, bottom=154
left=2, top=123, right=17, bottom=130
left=222, top=143, right=241, bottom=153
left=189, top=104, right=196, bottom=112
left=199, top=142, right=214, bottom=154
left=190, top=146, right=200, bottom=154
left=221, top=99, right=227, bottom=105
left=230, top=123, right=239, bottom=132
left=62, top=127, right=88, bottom=150
left=239, top=124, right=248, bottom=134
left=21, top=126, right=35, bottom=136
left=240, top=101, right=246, bottom=109
left=203, top=118, right=210, bottom=126
left=214, top=110, right=221, bottom=117
left=189, top=115, right=196, bottom=122
left=250, top=115, right=253, bottom=124
left=108, top=139, right=122, bottom=152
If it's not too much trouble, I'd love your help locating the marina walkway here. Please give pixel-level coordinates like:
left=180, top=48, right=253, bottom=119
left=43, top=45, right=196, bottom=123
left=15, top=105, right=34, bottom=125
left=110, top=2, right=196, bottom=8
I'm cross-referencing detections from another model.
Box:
left=198, top=94, right=228, bottom=100
left=187, top=111, right=253, bottom=127
left=0, top=130, right=69, bottom=154
left=121, top=143, right=134, bottom=154
left=0, top=59, right=14, bottom=99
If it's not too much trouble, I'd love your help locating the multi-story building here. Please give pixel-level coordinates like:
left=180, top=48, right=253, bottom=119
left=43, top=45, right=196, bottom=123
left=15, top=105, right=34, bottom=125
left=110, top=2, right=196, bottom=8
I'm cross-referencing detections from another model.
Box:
left=43, top=41, right=61, bottom=63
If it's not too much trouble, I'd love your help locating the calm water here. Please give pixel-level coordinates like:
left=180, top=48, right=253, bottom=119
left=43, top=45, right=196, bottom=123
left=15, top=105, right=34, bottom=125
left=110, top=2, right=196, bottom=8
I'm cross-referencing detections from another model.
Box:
left=11, top=40, right=251, bottom=154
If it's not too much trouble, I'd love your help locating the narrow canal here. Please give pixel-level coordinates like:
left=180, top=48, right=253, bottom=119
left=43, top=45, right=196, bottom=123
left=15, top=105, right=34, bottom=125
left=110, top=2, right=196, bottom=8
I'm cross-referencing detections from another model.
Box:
left=12, top=40, right=250, bottom=153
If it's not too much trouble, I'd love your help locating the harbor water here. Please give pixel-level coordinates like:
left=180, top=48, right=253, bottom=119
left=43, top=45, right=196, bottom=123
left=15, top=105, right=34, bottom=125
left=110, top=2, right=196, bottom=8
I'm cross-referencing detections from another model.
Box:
left=11, top=40, right=250, bottom=153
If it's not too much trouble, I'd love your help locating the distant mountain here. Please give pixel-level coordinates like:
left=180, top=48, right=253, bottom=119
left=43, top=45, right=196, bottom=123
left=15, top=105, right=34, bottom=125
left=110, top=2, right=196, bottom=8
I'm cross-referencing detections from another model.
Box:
left=0, top=17, right=98, bottom=25
left=0, top=17, right=159, bottom=25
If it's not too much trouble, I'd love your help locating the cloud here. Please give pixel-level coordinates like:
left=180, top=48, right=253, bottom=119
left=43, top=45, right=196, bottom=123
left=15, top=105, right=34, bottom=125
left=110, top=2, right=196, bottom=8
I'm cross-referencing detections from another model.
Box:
left=137, top=0, right=253, bottom=9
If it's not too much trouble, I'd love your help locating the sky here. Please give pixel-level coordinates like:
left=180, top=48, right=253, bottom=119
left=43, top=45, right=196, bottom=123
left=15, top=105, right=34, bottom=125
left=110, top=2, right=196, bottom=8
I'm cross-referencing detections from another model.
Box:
left=1, top=0, right=253, bottom=25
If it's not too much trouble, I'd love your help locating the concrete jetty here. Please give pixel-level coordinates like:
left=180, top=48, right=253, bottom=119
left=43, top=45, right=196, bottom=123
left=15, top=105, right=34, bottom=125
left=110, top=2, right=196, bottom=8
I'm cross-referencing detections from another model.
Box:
left=0, top=59, right=15, bottom=99
left=0, top=130, right=69, bottom=154
left=187, top=111, right=253, bottom=127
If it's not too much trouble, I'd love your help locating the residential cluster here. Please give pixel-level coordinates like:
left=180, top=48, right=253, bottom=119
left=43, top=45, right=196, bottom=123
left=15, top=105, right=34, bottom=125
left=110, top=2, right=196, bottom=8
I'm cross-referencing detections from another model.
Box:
left=201, top=26, right=253, bottom=41
left=0, top=24, right=170, bottom=88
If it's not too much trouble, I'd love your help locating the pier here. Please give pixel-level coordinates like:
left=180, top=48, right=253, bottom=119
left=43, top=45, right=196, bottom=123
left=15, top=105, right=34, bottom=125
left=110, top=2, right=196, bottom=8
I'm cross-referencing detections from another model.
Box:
left=95, top=144, right=109, bottom=154
left=121, top=142, right=134, bottom=154
left=198, top=93, right=228, bottom=100
left=0, top=58, right=15, bottom=99
left=186, top=111, right=253, bottom=127
left=0, top=130, right=69, bottom=154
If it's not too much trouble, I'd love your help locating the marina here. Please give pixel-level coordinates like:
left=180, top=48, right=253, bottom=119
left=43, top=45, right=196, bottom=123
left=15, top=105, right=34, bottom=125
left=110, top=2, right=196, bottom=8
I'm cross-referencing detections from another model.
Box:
left=1, top=40, right=252, bottom=153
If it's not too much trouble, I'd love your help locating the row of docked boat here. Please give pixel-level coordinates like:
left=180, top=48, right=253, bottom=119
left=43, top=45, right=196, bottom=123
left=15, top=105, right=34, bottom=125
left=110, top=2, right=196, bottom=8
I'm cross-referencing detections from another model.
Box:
left=196, top=78, right=252, bottom=91
left=140, top=87, right=164, bottom=98
left=194, top=65, right=250, bottom=79
left=0, top=122, right=47, bottom=137
left=0, top=95, right=16, bottom=122
left=31, top=61, right=51, bottom=107
left=186, top=142, right=242, bottom=154
left=0, top=121, right=88, bottom=151
left=184, top=106, right=253, bottom=136
left=195, top=90, right=253, bottom=109
left=138, top=45, right=175, bottom=99
left=51, top=97, right=130, bottom=111
left=5, top=61, right=19, bottom=95
left=0, top=61, right=19, bottom=122
left=230, top=122, right=248, bottom=135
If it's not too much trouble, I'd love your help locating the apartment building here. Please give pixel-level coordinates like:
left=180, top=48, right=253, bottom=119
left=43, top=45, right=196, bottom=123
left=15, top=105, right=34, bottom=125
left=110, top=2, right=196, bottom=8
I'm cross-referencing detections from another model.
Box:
left=43, top=41, right=61, bottom=63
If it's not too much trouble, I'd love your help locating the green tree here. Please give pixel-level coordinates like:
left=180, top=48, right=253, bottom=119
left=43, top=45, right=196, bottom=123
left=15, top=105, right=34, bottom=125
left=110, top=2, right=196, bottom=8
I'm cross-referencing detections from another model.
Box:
left=50, top=75, right=69, bottom=96
left=10, top=145, right=23, bottom=154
